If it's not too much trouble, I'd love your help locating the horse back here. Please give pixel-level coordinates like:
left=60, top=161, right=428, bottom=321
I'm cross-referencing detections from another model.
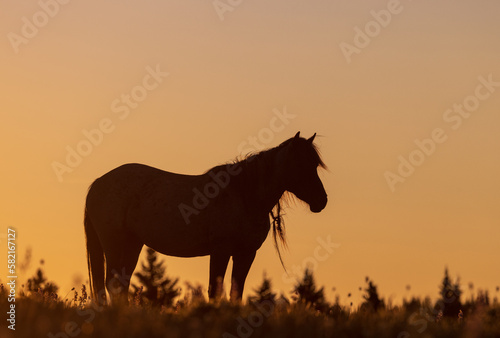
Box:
left=86, top=163, right=269, bottom=257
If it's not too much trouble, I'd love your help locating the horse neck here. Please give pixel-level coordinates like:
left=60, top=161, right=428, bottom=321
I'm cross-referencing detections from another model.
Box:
left=238, top=148, right=285, bottom=214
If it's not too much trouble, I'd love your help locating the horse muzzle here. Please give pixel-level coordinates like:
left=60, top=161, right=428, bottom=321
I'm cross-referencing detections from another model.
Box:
left=309, top=195, right=327, bottom=213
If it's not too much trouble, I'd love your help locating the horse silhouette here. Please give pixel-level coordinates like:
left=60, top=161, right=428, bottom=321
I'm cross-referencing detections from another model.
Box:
left=84, top=131, right=327, bottom=304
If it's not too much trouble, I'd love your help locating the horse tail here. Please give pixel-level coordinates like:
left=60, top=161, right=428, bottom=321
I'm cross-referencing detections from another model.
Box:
left=84, top=197, right=105, bottom=304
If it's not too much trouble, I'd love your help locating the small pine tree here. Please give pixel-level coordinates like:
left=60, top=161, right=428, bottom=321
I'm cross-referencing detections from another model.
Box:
left=23, top=260, right=59, bottom=297
left=438, top=267, right=462, bottom=317
left=476, top=289, right=490, bottom=306
left=132, top=248, right=180, bottom=307
left=361, top=277, right=384, bottom=312
left=292, top=268, right=328, bottom=312
left=249, top=272, right=277, bottom=304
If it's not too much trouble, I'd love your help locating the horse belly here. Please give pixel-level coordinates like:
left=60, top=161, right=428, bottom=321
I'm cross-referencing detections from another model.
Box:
left=136, top=216, right=209, bottom=257
left=129, top=208, right=211, bottom=257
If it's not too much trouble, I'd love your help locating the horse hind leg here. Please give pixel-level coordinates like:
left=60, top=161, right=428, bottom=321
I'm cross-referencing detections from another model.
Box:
left=104, top=238, right=143, bottom=305
left=230, top=251, right=256, bottom=301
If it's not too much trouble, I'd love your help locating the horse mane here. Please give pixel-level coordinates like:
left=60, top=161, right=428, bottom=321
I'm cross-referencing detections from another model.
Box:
left=207, top=136, right=327, bottom=270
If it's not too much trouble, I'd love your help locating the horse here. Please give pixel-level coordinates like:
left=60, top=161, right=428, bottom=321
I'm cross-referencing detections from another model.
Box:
left=84, top=131, right=327, bottom=304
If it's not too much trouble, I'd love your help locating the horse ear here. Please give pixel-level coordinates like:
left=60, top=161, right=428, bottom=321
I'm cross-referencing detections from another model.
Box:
left=307, top=133, right=316, bottom=143
left=294, top=131, right=301, bottom=139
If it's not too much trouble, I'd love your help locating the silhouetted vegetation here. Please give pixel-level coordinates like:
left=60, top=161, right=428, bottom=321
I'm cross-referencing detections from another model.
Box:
left=438, top=267, right=462, bottom=317
left=131, top=247, right=180, bottom=308
left=361, top=276, right=385, bottom=312
left=20, top=259, right=59, bottom=299
left=1, top=260, right=500, bottom=338
left=248, top=272, right=277, bottom=305
left=291, top=267, right=328, bottom=312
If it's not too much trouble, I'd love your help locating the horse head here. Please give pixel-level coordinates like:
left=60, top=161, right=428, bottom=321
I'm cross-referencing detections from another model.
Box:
left=279, top=131, right=328, bottom=213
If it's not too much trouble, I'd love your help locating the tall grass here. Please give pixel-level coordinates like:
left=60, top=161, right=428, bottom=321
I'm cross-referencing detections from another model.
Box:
left=1, top=256, right=499, bottom=338
left=1, top=279, right=499, bottom=338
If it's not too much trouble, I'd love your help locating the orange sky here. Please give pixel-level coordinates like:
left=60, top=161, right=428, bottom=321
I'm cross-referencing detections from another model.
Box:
left=1, top=0, right=499, bottom=305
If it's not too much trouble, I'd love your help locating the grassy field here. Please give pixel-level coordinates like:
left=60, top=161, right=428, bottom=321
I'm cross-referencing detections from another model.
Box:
left=1, top=254, right=499, bottom=338
left=1, top=280, right=500, bottom=338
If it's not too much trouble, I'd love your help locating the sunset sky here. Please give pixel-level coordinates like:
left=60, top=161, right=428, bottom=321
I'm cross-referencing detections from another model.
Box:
left=1, top=0, right=499, bottom=305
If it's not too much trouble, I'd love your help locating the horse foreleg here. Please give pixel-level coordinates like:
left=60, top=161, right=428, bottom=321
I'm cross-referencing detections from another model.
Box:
left=230, top=251, right=256, bottom=301
left=208, top=252, right=230, bottom=300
